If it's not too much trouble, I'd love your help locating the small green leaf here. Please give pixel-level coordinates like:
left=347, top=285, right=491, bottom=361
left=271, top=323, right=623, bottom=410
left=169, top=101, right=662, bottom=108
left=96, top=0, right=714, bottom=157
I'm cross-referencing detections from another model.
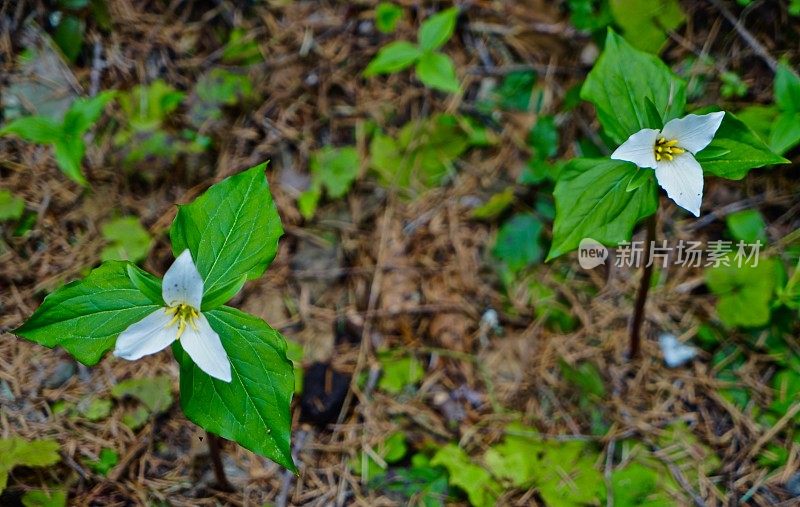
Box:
left=86, top=448, right=118, bottom=476
left=0, top=438, right=61, bottom=493
left=175, top=306, right=295, bottom=471
left=492, top=214, right=544, bottom=274
left=363, top=41, right=422, bottom=76
left=100, top=216, right=152, bottom=264
left=769, top=112, right=800, bottom=155
left=0, top=116, right=62, bottom=143
left=696, top=112, right=788, bottom=180
left=610, top=0, right=685, bottom=53
left=111, top=376, right=173, bottom=413
left=375, top=2, right=403, bottom=34
left=581, top=29, right=687, bottom=144
left=547, top=158, right=658, bottom=261
left=15, top=262, right=163, bottom=365
left=706, top=256, right=777, bottom=328
left=471, top=188, right=515, bottom=220
left=310, top=146, right=359, bottom=199
left=377, top=351, right=425, bottom=394
left=417, top=7, right=459, bottom=52
left=298, top=186, right=321, bottom=220
left=52, top=136, right=87, bottom=186
left=775, top=61, right=800, bottom=113
left=725, top=209, right=767, bottom=243
left=78, top=397, right=112, bottom=421
left=0, top=189, right=25, bottom=221
left=736, top=105, right=779, bottom=143
left=415, top=52, right=460, bottom=93
left=431, top=444, right=500, bottom=507
left=63, top=91, right=116, bottom=135
left=491, top=71, right=537, bottom=111
left=53, top=15, right=85, bottom=62
left=21, top=489, right=67, bottom=507
left=559, top=360, right=606, bottom=398
left=528, top=115, right=559, bottom=158
left=170, top=163, right=283, bottom=309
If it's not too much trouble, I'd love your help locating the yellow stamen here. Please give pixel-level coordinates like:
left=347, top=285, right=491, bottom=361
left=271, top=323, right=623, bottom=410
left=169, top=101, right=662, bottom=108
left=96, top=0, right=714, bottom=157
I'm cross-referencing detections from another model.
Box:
left=654, top=137, right=684, bottom=162
left=164, top=303, right=199, bottom=340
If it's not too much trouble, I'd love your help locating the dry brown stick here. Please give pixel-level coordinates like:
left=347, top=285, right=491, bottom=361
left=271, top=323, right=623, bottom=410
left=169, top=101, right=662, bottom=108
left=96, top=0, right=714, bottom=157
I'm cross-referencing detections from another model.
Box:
left=708, top=0, right=778, bottom=72
left=747, top=401, right=800, bottom=459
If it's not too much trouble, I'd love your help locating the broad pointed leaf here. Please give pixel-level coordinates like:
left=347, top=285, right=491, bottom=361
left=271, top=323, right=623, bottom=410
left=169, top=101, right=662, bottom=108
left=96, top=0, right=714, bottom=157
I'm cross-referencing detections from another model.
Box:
left=174, top=306, right=295, bottom=471
left=15, top=262, right=162, bottom=365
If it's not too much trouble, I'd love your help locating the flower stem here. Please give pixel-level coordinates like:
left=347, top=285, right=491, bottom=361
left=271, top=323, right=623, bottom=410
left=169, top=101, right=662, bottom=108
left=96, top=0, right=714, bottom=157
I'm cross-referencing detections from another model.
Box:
left=629, top=212, right=657, bottom=359
left=207, top=431, right=233, bottom=491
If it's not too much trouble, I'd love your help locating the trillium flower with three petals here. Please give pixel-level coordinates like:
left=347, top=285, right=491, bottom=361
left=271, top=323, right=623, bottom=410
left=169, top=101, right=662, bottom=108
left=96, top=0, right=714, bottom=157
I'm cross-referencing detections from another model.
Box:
left=114, top=250, right=232, bottom=382
left=611, top=111, right=725, bottom=217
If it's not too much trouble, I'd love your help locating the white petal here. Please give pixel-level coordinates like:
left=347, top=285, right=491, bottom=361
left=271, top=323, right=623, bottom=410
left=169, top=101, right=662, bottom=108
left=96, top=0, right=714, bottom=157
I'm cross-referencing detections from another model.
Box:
left=114, top=308, right=176, bottom=360
left=611, top=128, right=659, bottom=169
left=162, top=250, right=203, bottom=309
left=660, top=112, right=725, bottom=154
left=654, top=153, right=704, bottom=217
left=181, top=313, right=232, bottom=382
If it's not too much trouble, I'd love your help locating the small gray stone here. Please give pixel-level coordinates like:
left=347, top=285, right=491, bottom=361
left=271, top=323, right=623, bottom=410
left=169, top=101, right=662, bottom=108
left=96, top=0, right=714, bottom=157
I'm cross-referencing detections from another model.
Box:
left=44, top=360, right=76, bottom=389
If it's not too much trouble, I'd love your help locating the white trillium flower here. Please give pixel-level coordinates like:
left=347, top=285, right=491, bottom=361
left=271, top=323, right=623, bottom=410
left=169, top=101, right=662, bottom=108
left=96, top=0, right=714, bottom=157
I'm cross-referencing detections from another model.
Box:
left=611, top=111, right=725, bottom=217
left=114, top=250, right=232, bottom=382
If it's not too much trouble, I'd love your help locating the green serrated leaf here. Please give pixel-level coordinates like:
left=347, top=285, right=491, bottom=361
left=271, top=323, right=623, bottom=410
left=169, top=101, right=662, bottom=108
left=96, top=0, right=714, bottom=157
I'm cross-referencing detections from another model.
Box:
left=417, top=7, right=459, bottom=52
left=696, top=112, right=788, bottom=180
left=431, top=444, right=500, bottom=507
left=547, top=158, right=658, bottom=260
left=15, top=262, right=162, bottom=365
left=363, top=41, right=422, bottom=76
left=0, top=438, right=61, bottom=493
left=170, top=163, right=283, bottom=309
left=415, top=52, right=460, bottom=93
left=174, top=306, right=295, bottom=471
left=581, top=29, right=687, bottom=144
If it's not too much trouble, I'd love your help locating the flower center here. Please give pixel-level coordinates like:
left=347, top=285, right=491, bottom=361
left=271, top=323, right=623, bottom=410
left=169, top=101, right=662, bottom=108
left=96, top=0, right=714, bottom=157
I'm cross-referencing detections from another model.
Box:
left=654, top=137, right=685, bottom=162
left=165, top=303, right=199, bottom=339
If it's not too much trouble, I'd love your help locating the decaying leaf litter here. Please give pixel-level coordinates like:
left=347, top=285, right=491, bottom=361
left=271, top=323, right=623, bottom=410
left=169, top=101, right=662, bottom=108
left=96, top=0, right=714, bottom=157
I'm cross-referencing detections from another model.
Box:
left=1, top=1, right=799, bottom=505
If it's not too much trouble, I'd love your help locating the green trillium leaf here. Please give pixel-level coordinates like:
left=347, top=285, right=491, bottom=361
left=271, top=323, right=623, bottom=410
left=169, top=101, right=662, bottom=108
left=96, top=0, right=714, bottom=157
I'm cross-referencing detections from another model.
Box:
left=581, top=29, right=687, bottom=144
left=170, top=163, right=284, bottom=309
left=547, top=158, right=658, bottom=260
left=696, top=112, right=789, bottom=180
left=174, top=306, right=296, bottom=471
left=15, top=261, right=163, bottom=365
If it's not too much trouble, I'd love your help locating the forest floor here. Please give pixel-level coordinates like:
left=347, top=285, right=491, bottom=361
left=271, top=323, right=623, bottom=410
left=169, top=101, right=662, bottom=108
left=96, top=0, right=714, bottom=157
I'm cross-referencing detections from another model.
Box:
left=1, top=1, right=800, bottom=506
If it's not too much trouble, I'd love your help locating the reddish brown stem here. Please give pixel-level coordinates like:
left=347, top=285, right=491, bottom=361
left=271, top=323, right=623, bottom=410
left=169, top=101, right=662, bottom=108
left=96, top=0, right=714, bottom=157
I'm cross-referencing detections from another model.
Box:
left=629, top=213, right=657, bottom=359
left=207, top=431, right=233, bottom=491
